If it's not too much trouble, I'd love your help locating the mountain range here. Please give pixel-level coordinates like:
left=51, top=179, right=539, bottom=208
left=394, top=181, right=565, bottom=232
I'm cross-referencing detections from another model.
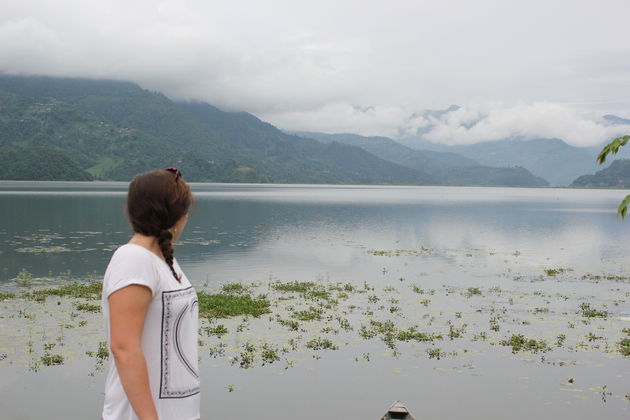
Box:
left=394, top=107, right=630, bottom=186
left=0, top=75, right=547, bottom=186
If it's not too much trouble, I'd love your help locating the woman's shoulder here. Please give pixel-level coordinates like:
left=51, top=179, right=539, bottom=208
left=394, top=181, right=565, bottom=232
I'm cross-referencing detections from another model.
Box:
left=104, top=244, right=161, bottom=296
left=111, top=243, right=159, bottom=262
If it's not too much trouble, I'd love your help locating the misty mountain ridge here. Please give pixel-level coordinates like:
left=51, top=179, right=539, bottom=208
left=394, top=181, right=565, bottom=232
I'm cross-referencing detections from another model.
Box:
left=0, top=74, right=624, bottom=187
left=391, top=103, right=630, bottom=185
left=291, top=131, right=547, bottom=187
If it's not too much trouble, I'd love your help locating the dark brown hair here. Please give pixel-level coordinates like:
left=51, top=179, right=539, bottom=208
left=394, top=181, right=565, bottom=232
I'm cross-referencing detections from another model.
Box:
left=126, top=169, right=193, bottom=282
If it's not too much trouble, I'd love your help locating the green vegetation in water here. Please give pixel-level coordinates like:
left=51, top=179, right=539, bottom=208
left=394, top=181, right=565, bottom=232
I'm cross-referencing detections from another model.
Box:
left=578, top=302, right=608, bottom=318
left=464, top=287, right=482, bottom=297
left=221, top=283, right=250, bottom=295
left=277, top=318, right=300, bottom=331
left=448, top=323, right=467, bottom=340
left=271, top=281, right=331, bottom=301
left=205, top=324, right=229, bottom=336
left=367, top=247, right=432, bottom=257
left=500, top=334, right=550, bottom=353
left=260, top=343, right=281, bottom=365
left=586, top=332, right=603, bottom=342
left=306, top=337, right=339, bottom=351
left=0, top=292, right=16, bottom=300
left=544, top=268, right=572, bottom=276
left=293, top=306, right=323, bottom=321
left=620, top=329, right=630, bottom=356
left=41, top=342, right=64, bottom=366
left=555, top=334, right=566, bottom=347
left=396, top=327, right=442, bottom=342
left=197, top=292, right=270, bottom=319
left=23, top=282, right=102, bottom=302
left=236, top=343, right=256, bottom=369
left=426, top=348, right=444, bottom=360
left=41, top=354, right=64, bottom=366
left=74, top=302, right=100, bottom=313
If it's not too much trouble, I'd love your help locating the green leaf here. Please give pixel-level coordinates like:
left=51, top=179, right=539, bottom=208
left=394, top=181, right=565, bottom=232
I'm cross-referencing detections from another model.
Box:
left=618, top=194, right=630, bottom=219
left=597, top=135, right=630, bottom=165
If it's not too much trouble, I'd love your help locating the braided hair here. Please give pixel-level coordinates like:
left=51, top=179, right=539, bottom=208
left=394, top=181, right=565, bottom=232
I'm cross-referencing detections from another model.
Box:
left=126, top=168, right=193, bottom=282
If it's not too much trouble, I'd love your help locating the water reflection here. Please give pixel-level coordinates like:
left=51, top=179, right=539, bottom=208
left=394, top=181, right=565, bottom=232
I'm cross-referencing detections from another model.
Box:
left=1, top=182, right=629, bottom=284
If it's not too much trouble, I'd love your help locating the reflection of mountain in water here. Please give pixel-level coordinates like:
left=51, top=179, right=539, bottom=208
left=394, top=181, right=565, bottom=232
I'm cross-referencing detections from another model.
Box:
left=1, top=183, right=629, bottom=284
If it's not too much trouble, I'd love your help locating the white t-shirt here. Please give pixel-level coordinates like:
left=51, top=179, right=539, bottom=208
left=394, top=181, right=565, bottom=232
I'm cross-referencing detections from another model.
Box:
left=102, top=243, right=200, bottom=420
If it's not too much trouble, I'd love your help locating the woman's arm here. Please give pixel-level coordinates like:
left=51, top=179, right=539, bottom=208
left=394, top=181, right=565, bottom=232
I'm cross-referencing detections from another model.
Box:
left=109, top=284, right=158, bottom=420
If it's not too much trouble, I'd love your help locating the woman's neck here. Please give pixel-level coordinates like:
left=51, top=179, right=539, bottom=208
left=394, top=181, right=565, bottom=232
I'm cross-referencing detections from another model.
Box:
left=128, top=233, right=164, bottom=260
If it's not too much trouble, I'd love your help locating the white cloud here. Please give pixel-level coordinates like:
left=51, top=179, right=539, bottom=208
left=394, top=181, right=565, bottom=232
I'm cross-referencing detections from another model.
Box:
left=262, top=101, right=630, bottom=147
left=421, top=102, right=630, bottom=147
left=261, top=102, right=407, bottom=137
left=1, top=0, right=630, bottom=143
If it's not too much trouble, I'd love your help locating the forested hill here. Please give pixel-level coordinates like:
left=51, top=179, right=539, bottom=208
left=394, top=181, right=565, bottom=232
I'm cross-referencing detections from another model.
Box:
left=571, top=159, right=630, bottom=188
left=0, top=75, right=546, bottom=186
left=0, top=75, right=434, bottom=184
left=293, top=131, right=549, bottom=187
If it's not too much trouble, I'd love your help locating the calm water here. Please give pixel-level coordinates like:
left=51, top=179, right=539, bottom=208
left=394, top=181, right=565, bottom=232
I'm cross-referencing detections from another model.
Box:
left=1, top=182, right=629, bottom=419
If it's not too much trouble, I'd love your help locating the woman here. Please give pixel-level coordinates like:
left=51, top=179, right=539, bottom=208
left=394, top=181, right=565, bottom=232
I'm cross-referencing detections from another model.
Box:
left=101, top=168, right=199, bottom=420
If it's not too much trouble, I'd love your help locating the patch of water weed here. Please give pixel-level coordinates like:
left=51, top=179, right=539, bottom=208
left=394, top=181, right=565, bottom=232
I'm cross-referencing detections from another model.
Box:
left=23, top=282, right=102, bottom=302
left=293, top=306, right=323, bottom=321
left=544, top=268, right=572, bottom=276
left=277, top=318, right=300, bottom=331
left=336, top=316, right=352, bottom=331
left=328, top=282, right=355, bottom=293
left=578, top=302, right=608, bottom=318
left=586, top=332, right=604, bottom=342
left=209, top=343, right=227, bottom=358
left=235, top=343, right=256, bottom=369
left=368, top=247, right=432, bottom=257
left=411, top=284, right=426, bottom=294
left=41, top=342, right=64, bottom=366
left=272, top=281, right=330, bottom=301
left=197, top=292, right=270, bottom=319
left=272, top=281, right=316, bottom=293
left=448, top=323, right=467, bottom=340
left=0, top=292, right=16, bottom=300
left=74, top=302, right=100, bottom=313
left=306, top=337, right=339, bottom=350
left=619, top=329, right=630, bottom=356
left=581, top=273, right=630, bottom=282
left=464, top=287, right=482, bottom=297
left=396, top=327, right=442, bottom=342
left=500, top=334, right=550, bottom=353
left=41, top=354, right=64, bottom=366
left=205, top=324, right=228, bottom=336
left=555, top=334, right=567, bottom=347
left=260, top=343, right=281, bottom=365
left=86, top=341, right=109, bottom=375
left=426, top=348, right=444, bottom=360
left=221, top=283, right=249, bottom=295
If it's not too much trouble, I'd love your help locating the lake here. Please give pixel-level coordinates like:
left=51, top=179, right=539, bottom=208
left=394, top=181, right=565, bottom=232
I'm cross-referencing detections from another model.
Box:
left=0, top=182, right=629, bottom=419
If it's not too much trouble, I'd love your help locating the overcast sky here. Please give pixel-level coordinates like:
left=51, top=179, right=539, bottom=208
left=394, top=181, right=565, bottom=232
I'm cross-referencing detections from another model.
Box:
left=2, top=0, right=630, bottom=146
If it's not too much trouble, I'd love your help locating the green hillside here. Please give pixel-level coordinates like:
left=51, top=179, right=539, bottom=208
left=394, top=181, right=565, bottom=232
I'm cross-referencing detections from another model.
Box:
left=295, top=131, right=548, bottom=187
left=571, top=159, right=630, bottom=188
left=0, top=147, right=93, bottom=180
left=0, top=75, right=433, bottom=184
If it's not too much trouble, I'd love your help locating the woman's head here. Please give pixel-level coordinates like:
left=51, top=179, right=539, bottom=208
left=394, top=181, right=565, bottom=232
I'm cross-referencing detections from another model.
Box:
left=127, top=168, right=193, bottom=281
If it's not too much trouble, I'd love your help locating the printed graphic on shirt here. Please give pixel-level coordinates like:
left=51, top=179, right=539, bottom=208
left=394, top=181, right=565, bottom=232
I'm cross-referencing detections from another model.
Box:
left=160, top=286, right=199, bottom=399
